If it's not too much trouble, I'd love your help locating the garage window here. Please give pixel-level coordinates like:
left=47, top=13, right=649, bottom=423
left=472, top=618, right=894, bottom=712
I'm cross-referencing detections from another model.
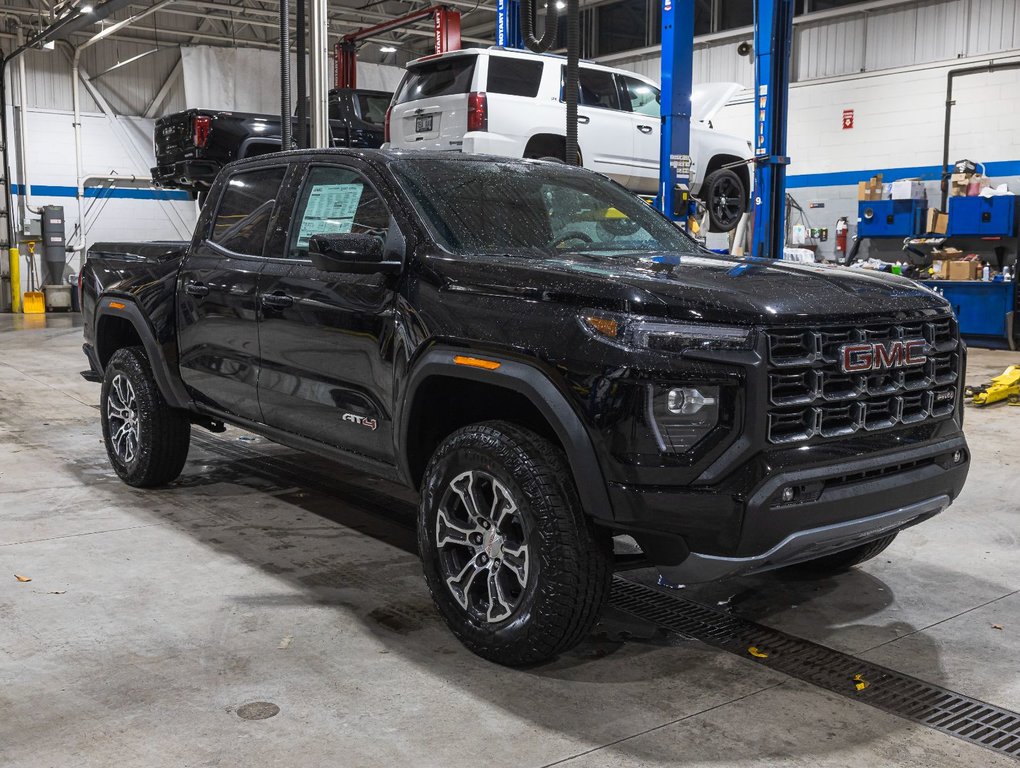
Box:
left=487, top=57, right=544, bottom=97
left=395, top=56, right=476, bottom=105
left=209, top=167, right=286, bottom=257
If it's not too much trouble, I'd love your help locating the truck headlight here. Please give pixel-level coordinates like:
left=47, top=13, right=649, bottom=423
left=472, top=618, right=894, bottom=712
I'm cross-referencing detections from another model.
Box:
left=581, top=311, right=753, bottom=353
left=650, top=384, right=721, bottom=453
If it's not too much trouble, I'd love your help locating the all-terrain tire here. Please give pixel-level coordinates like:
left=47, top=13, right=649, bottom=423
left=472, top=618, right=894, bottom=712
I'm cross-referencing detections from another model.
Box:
left=100, top=346, right=191, bottom=488
left=789, top=533, right=898, bottom=575
left=418, top=421, right=612, bottom=666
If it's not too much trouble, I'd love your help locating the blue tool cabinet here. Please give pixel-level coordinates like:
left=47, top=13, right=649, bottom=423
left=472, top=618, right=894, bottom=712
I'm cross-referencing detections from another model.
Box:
left=858, top=200, right=927, bottom=238
left=946, top=196, right=1018, bottom=237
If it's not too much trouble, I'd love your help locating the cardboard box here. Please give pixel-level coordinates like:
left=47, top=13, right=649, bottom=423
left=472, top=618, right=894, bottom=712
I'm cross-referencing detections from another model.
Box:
left=925, top=208, right=949, bottom=234
left=890, top=179, right=926, bottom=200
left=947, top=260, right=980, bottom=280
left=858, top=175, right=885, bottom=201
left=930, top=259, right=947, bottom=279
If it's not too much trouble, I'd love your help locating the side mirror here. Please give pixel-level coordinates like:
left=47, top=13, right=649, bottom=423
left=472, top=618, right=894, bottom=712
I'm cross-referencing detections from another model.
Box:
left=308, top=233, right=399, bottom=274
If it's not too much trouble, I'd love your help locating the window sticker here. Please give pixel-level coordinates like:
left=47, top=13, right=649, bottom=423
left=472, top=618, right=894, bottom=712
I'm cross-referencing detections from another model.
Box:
left=296, top=183, right=364, bottom=248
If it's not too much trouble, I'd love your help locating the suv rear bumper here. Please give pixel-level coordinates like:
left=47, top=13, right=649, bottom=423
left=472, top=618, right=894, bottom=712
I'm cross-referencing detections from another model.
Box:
left=608, top=433, right=969, bottom=582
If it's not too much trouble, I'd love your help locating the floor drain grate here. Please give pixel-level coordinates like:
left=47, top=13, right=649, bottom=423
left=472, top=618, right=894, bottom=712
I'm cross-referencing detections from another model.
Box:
left=611, top=577, right=1020, bottom=759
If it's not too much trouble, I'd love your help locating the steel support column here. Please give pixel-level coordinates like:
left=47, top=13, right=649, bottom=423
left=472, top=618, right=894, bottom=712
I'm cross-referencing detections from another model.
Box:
left=309, top=0, right=330, bottom=148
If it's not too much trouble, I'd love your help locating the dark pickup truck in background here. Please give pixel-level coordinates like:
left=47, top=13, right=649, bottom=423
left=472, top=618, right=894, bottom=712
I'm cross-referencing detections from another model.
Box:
left=83, top=150, right=969, bottom=667
left=150, top=87, right=391, bottom=200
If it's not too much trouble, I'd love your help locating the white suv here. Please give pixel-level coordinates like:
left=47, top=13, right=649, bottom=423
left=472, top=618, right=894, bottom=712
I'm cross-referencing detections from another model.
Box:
left=385, top=47, right=752, bottom=231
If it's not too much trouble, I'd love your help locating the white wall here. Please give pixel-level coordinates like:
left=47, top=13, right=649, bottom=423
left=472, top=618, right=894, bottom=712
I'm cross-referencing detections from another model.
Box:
left=7, top=106, right=197, bottom=296
left=706, top=54, right=1020, bottom=258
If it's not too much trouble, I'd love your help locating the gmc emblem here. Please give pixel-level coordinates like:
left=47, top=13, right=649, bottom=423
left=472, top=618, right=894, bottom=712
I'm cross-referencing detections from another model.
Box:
left=840, top=339, right=927, bottom=373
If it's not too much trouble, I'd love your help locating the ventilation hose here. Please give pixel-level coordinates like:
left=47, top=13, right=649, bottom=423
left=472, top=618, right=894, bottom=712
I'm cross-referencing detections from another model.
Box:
left=564, top=0, right=579, bottom=165
left=521, top=0, right=558, bottom=53
left=280, top=0, right=293, bottom=151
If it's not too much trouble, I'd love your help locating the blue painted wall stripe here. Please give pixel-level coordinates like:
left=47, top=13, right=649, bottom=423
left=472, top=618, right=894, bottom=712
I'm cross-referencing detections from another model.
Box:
left=786, top=160, right=1020, bottom=189
left=10, top=183, right=192, bottom=202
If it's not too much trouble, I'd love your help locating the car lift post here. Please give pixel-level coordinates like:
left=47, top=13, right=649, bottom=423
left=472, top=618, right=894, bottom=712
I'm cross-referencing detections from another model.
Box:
left=495, top=0, right=524, bottom=48
left=656, top=0, right=695, bottom=226
left=335, top=5, right=461, bottom=88
left=750, top=0, right=795, bottom=258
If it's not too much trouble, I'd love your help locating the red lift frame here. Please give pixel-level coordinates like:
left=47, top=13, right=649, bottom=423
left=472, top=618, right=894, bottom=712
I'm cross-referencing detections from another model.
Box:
left=335, top=5, right=461, bottom=89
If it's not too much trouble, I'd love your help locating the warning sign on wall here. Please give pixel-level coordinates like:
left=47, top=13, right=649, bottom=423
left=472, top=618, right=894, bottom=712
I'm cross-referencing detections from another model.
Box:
left=842, top=109, right=854, bottom=130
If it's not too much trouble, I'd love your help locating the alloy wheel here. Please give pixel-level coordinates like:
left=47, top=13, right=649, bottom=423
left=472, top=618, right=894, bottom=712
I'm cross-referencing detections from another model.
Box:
left=435, top=470, right=531, bottom=624
left=107, top=373, right=140, bottom=465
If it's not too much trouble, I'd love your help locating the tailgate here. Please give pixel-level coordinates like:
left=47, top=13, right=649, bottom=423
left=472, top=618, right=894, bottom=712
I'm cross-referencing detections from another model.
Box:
left=154, top=111, right=199, bottom=162
left=390, top=55, right=477, bottom=151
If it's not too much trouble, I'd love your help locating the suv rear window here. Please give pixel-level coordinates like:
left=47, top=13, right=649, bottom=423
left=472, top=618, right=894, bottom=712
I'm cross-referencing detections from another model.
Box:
left=395, top=56, right=476, bottom=105
left=487, top=57, right=543, bottom=97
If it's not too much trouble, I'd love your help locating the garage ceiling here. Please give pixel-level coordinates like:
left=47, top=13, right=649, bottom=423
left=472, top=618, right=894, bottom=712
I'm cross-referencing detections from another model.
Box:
left=1, top=0, right=503, bottom=64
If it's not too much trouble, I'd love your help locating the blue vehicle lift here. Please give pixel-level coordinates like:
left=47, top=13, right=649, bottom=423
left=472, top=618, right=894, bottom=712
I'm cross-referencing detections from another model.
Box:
left=497, top=0, right=795, bottom=257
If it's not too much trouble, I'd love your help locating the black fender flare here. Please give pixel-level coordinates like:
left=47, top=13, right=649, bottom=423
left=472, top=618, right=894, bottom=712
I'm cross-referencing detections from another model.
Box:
left=398, top=347, right=613, bottom=521
left=94, top=297, right=193, bottom=410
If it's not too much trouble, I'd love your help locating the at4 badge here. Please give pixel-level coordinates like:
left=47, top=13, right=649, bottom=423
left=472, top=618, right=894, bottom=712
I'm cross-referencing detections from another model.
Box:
left=342, top=413, right=378, bottom=430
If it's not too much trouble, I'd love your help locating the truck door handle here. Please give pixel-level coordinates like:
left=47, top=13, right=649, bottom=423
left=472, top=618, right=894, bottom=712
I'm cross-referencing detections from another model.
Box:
left=185, top=282, right=209, bottom=297
left=637, top=124, right=653, bottom=133
left=262, top=292, right=294, bottom=309
left=577, top=115, right=590, bottom=124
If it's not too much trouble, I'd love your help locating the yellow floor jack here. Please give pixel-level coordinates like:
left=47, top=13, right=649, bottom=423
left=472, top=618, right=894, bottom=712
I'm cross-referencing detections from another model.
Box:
left=965, top=365, right=1020, bottom=406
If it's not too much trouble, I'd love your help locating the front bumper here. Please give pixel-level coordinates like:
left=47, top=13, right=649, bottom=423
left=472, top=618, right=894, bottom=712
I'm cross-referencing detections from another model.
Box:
left=608, top=433, right=969, bottom=582
left=656, top=494, right=949, bottom=583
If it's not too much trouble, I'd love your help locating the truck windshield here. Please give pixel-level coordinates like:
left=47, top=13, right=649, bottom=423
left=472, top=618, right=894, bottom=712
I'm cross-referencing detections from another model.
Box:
left=392, top=158, right=701, bottom=258
left=355, top=92, right=391, bottom=124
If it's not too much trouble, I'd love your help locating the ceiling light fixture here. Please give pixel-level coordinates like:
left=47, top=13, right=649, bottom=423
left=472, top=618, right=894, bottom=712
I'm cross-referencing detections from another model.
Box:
left=379, top=45, right=396, bottom=53
left=80, top=3, right=94, bottom=13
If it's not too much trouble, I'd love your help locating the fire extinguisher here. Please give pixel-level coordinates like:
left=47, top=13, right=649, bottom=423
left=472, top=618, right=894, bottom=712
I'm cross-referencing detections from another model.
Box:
left=835, top=217, right=849, bottom=255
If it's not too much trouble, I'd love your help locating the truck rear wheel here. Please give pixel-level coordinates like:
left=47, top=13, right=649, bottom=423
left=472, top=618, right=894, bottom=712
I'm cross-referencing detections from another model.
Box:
left=418, top=421, right=611, bottom=666
left=788, top=533, right=898, bottom=575
left=101, top=346, right=191, bottom=488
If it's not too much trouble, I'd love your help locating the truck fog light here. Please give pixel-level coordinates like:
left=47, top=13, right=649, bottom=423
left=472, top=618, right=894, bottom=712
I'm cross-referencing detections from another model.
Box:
left=781, top=487, right=795, bottom=502
left=952, top=450, right=963, bottom=464
left=667, top=387, right=717, bottom=415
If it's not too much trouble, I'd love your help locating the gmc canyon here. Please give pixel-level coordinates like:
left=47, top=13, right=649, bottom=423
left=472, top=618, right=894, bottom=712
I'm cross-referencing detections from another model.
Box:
left=82, top=150, right=970, bottom=666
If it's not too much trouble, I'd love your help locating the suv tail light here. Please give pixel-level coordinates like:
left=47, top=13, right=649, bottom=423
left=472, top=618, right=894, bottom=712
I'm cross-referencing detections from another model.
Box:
left=384, top=104, right=393, bottom=144
left=467, top=92, right=487, bottom=132
left=192, top=115, right=211, bottom=148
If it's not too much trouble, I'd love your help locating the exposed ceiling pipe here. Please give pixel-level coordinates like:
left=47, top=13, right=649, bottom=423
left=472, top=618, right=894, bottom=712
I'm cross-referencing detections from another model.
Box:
left=15, top=27, right=43, bottom=228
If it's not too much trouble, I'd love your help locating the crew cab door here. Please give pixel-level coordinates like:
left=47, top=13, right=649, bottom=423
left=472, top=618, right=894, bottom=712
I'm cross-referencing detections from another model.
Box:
left=568, top=66, right=636, bottom=187
left=256, top=161, right=399, bottom=462
left=176, top=165, right=287, bottom=420
left=617, top=75, right=661, bottom=196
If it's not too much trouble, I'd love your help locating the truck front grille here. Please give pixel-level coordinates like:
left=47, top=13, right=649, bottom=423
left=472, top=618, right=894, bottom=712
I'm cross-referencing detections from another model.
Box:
left=765, top=317, right=960, bottom=444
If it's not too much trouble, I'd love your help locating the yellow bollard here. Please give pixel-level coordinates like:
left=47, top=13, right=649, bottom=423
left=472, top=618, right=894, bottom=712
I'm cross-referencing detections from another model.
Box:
left=9, top=245, right=21, bottom=313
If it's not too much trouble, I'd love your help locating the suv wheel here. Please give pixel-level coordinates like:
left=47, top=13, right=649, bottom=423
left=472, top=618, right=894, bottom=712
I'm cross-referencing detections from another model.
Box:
left=418, top=421, right=612, bottom=666
left=702, top=168, right=747, bottom=232
left=101, top=346, right=191, bottom=488
left=788, top=533, right=898, bottom=575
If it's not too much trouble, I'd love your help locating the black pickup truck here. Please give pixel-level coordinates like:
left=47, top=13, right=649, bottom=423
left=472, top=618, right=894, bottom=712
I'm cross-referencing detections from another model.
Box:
left=150, top=88, right=390, bottom=200
left=82, top=150, right=969, bottom=666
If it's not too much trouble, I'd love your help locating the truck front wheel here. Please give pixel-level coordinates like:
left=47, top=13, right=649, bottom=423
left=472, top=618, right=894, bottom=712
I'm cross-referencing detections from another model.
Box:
left=418, top=421, right=612, bottom=666
left=101, top=346, right=191, bottom=488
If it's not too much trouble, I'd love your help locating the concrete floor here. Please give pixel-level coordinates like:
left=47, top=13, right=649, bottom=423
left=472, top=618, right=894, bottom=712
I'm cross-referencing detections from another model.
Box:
left=1, top=312, right=1018, bottom=768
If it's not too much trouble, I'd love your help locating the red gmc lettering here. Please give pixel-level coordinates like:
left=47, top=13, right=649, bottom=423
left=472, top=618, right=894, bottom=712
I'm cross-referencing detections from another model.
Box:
left=842, top=344, right=874, bottom=372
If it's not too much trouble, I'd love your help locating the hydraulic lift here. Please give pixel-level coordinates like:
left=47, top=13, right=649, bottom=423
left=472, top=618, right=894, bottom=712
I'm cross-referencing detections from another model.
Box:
left=656, top=0, right=794, bottom=258
left=335, top=5, right=462, bottom=88
left=497, top=0, right=794, bottom=256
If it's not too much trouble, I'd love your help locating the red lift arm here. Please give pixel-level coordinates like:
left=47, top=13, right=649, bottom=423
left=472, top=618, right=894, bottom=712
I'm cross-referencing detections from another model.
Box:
left=335, top=5, right=461, bottom=89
